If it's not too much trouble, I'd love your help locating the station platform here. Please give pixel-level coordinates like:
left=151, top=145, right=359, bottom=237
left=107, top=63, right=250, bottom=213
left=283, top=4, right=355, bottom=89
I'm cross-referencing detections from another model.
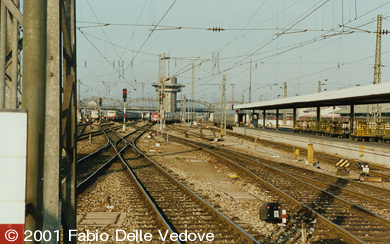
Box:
left=233, top=126, right=390, bottom=167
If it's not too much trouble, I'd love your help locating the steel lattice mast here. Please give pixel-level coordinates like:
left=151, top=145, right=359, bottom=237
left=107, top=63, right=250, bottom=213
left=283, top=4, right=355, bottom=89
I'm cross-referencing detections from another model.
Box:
left=221, top=74, right=227, bottom=137
left=157, top=53, right=167, bottom=137
left=372, top=14, right=383, bottom=122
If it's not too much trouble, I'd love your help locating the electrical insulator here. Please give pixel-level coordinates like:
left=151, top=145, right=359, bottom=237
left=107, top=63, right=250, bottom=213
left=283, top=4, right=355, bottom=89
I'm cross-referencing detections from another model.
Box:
left=99, top=98, right=102, bottom=106
left=123, top=89, right=127, bottom=102
left=382, top=29, right=389, bottom=35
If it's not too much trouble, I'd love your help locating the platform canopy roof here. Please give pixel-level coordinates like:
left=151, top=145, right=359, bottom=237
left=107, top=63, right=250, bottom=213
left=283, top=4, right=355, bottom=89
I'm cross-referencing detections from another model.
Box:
left=234, top=82, right=390, bottom=110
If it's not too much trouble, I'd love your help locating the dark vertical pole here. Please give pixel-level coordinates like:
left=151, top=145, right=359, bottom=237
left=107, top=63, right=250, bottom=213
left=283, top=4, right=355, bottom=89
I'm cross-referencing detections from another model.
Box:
left=293, top=107, right=297, bottom=131
left=316, top=106, right=320, bottom=132
left=78, top=79, right=80, bottom=113
left=350, top=105, right=354, bottom=138
left=249, top=58, right=252, bottom=103
left=276, top=109, right=279, bottom=131
left=263, top=109, right=265, bottom=129
left=22, top=0, right=47, bottom=239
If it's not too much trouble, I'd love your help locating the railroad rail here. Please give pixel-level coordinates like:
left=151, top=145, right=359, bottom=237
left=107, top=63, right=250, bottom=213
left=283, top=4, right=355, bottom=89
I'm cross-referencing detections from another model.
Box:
left=110, top=129, right=179, bottom=243
left=126, top=134, right=260, bottom=243
left=166, top=127, right=390, bottom=212
left=77, top=123, right=87, bottom=136
left=77, top=123, right=121, bottom=141
left=234, top=151, right=390, bottom=217
left=77, top=122, right=259, bottom=243
left=77, top=122, right=142, bottom=141
left=77, top=122, right=178, bottom=242
left=166, top=133, right=390, bottom=243
left=198, top=125, right=390, bottom=182
left=77, top=123, right=148, bottom=192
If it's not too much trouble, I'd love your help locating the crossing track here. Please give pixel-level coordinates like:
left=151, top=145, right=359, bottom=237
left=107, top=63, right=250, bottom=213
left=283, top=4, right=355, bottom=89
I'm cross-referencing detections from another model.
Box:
left=77, top=122, right=259, bottom=243
left=77, top=122, right=118, bottom=141
left=77, top=123, right=182, bottom=243
left=76, top=123, right=149, bottom=192
left=166, top=133, right=390, bottom=243
left=77, top=123, right=87, bottom=136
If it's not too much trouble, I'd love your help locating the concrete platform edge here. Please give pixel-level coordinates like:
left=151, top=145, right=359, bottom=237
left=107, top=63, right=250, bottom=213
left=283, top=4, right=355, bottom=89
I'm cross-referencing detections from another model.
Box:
left=234, top=127, right=390, bottom=167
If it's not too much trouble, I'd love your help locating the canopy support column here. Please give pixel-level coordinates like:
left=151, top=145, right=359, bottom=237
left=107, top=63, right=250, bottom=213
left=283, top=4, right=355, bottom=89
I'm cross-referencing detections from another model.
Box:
left=316, top=106, right=320, bottom=133
left=350, top=105, right=354, bottom=138
left=293, top=108, right=297, bottom=132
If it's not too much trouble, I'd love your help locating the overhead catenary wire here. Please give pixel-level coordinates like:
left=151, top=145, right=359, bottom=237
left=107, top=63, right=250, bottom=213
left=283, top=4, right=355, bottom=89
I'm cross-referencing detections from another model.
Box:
left=203, top=0, right=388, bottom=78
left=76, top=20, right=337, bottom=32
left=77, top=1, right=390, bottom=102
left=199, top=2, right=390, bottom=101
left=77, top=31, right=160, bottom=57
left=193, top=45, right=390, bottom=100
left=78, top=0, right=177, bottom=98
left=192, top=2, right=389, bottom=92
left=86, top=0, right=122, bottom=61
left=119, top=0, right=177, bottom=90
left=189, top=0, right=331, bottom=90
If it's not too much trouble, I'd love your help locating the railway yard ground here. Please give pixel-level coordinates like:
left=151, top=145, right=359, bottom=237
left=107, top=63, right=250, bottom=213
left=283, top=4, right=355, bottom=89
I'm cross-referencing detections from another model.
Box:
left=76, top=121, right=390, bottom=244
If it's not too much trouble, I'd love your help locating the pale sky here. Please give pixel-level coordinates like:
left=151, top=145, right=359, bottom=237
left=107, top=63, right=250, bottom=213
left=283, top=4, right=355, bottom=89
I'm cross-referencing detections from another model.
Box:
left=76, top=0, right=390, bottom=104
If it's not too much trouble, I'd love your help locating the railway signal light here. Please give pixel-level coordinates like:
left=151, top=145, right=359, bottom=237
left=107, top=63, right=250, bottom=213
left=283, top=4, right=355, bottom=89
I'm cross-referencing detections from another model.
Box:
left=123, top=89, right=127, bottom=102
left=99, top=98, right=102, bottom=106
left=158, top=92, right=164, bottom=103
left=260, top=202, right=283, bottom=223
left=358, top=162, right=369, bottom=175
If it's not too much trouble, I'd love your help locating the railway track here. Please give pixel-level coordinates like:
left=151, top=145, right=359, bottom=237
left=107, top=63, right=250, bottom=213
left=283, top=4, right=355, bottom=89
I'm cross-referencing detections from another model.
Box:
left=200, top=126, right=390, bottom=182
left=77, top=123, right=179, bottom=243
left=77, top=123, right=144, bottom=190
left=124, top=136, right=260, bottom=243
left=166, top=133, right=390, bottom=243
left=77, top=123, right=87, bottom=136
left=168, top=126, right=390, bottom=211
left=77, top=122, right=258, bottom=243
left=218, top=147, right=390, bottom=214
left=77, top=122, right=136, bottom=141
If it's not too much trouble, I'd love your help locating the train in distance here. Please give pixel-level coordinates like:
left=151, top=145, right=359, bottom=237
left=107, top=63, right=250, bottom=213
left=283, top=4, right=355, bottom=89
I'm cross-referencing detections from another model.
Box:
left=106, top=109, right=143, bottom=121
left=150, top=111, right=181, bottom=123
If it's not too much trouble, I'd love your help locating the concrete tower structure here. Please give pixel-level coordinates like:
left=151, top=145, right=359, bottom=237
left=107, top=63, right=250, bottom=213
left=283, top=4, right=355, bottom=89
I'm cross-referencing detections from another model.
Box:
left=152, top=77, right=184, bottom=113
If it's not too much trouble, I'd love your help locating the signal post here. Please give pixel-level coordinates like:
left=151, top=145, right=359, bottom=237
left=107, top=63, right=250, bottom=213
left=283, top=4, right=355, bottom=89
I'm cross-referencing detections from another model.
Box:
left=99, top=98, right=102, bottom=123
left=123, top=89, right=127, bottom=131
